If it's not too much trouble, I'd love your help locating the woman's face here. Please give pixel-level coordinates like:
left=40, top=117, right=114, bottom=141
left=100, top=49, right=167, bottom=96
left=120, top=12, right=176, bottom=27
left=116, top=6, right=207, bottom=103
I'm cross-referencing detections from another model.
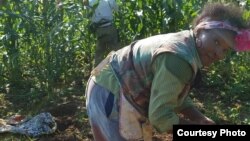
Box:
left=196, top=29, right=236, bottom=67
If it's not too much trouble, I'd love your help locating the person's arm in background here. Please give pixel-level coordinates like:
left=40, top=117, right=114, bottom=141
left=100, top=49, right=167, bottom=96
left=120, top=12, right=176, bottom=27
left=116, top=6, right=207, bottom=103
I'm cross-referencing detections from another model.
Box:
left=83, top=0, right=98, bottom=8
left=83, top=0, right=89, bottom=6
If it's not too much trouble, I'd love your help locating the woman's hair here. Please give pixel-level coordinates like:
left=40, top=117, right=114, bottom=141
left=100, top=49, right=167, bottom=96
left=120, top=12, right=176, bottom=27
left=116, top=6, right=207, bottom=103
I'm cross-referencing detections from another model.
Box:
left=193, top=2, right=247, bottom=29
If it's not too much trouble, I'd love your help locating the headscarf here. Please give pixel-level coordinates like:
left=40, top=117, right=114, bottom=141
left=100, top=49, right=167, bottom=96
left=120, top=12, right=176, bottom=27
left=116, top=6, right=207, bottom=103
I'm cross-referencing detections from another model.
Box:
left=194, top=20, right=250, bottom=52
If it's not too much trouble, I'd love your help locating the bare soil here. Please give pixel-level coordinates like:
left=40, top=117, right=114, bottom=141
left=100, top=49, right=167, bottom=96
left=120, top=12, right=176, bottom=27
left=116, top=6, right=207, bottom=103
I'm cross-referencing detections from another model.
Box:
left=37, top=93, right=173, bottom=141
left=1, top=85, right=234, bottom=141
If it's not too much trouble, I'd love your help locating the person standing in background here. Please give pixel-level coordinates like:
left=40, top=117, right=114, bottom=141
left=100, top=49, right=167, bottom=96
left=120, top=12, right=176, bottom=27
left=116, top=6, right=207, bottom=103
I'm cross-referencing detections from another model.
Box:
left=83, top=0, right=120, bottom=67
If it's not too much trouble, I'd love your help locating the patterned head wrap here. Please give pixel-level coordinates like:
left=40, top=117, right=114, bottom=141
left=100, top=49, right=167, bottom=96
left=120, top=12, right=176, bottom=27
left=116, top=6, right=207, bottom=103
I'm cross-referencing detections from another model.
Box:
left=194, top=21, right=250, bottom=52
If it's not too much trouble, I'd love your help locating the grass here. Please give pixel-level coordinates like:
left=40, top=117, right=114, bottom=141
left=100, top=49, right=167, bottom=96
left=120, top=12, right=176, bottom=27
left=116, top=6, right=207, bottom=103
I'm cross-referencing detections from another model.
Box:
left=190, top=85, right=250, bottom=125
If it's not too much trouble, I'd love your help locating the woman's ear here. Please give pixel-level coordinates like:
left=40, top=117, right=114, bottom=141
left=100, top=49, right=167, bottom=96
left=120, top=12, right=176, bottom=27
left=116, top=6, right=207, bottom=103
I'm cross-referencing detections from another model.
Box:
left=196, top=37, right=202, bottom=48
left=195, top=30, right=203, bottom=48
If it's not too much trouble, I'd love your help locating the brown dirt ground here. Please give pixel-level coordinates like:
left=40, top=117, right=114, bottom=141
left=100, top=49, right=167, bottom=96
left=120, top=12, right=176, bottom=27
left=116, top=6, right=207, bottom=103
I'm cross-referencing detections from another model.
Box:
left=37, top=94, right=173, bottom=141
left=1, top=86, right=233, bottom=141
left=36, top=87, right=234, bottom=141
left=0, top=84, right=173, bottom=141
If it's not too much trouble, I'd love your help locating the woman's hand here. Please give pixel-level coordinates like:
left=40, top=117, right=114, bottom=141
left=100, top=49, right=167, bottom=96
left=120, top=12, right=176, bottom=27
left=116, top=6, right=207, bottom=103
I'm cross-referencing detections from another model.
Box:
left=180, top=106, right=216, bottom=125
left=198, top=116, right=216, bottom=125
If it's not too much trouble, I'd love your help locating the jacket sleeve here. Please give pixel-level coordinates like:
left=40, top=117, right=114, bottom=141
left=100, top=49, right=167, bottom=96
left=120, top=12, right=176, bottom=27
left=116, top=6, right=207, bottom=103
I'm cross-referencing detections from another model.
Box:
left=149, top=53, right=193, bottom=133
